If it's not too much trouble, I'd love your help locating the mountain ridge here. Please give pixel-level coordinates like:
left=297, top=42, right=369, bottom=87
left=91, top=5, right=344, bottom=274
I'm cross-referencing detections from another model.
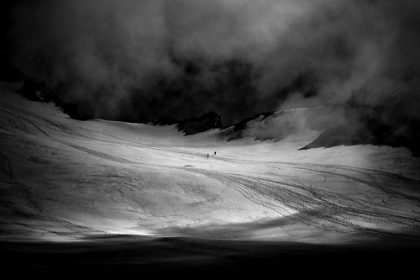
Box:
left=2, top=62, right=419, bottom=156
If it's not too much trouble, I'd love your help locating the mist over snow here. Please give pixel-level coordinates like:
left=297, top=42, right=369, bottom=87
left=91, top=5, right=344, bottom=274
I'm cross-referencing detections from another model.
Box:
left=2, top=0, right=420, bottom=126
left=2, top=1, right=420, bottom=275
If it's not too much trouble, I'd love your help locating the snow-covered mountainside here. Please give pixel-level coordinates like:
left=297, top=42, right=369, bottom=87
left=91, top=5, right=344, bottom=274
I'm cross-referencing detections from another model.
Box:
left=0, top=64, right=81, bottom=119
left=220, top=105, right=342, bottom=143
left=1, top=81, right=420, bottom=245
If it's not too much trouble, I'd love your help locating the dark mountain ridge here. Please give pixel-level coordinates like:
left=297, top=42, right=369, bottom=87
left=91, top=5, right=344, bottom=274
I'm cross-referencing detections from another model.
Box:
left=0, top=64, right=82, bottom=120
left=2, top=62, right=419, bottom=156
left=152, top=111, right=222, bottom=135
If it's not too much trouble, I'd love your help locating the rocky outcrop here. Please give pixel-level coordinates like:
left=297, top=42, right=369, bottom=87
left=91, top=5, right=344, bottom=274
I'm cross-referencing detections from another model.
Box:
left=177, top=111, right=222, bottom=135
left=151, top=111, right=222, bottom=135
left=222, top=106, right=340, bottom=142
left=0, top=63, right=83, bottom=120
left=151, top=116, right=180, bottom=126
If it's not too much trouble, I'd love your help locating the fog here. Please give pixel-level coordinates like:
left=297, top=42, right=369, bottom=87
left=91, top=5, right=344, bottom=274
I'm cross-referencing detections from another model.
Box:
left=4, top=0, right=420, bottom=125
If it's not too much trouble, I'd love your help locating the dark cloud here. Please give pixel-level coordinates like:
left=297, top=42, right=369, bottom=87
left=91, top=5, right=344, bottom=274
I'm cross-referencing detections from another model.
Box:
left=3, top=0, right=420, bottom=125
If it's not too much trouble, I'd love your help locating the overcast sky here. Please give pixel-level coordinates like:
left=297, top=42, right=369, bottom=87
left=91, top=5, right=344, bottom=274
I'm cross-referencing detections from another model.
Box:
left=2, top=0, right=420, bottom=125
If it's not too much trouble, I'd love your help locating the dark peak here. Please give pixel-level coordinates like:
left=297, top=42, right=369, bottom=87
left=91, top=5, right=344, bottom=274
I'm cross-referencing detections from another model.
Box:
left=0, top=63, right=83, bottom=120
left=150, top=111, right=222, bottom=135
left=177, top=111, right=222, bottom=135
left=232, top=111, right=274, bottom=132
left=0, top=63, right=52, bottom=102
left=151, top=116, right=180, bottom=126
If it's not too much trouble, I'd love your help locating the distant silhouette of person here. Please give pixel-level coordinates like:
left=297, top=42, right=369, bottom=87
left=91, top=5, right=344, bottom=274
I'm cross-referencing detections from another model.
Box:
left=206, top=153, right=209, bottom=159
left=214, top=151, right=217, bottom=155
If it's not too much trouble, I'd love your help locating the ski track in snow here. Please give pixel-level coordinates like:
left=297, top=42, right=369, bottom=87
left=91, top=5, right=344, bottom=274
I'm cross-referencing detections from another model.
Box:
left=180, top=165, right=420, bottom=239
left=0, top=153, right=105, bottom=237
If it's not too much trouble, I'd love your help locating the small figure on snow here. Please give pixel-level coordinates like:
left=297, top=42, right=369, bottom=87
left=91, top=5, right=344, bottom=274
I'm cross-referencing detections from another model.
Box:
left=206, top=153, right=209, bottom=159
left=214, top=151, right=217, bottom=155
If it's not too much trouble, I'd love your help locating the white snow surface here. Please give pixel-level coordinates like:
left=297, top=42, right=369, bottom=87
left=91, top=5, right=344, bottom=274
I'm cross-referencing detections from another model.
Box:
left=1, top=84, right=419, bottom=244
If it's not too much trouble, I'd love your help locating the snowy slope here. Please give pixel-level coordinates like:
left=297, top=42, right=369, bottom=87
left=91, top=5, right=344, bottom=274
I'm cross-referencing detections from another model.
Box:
left=1, top=83, right=420, bottom=244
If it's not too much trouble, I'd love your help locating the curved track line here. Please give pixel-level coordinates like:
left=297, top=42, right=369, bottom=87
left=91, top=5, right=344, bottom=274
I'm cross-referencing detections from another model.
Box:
left=180, top=165, right=420, bottom=239
left=0, top=153, right=105, bottom=237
